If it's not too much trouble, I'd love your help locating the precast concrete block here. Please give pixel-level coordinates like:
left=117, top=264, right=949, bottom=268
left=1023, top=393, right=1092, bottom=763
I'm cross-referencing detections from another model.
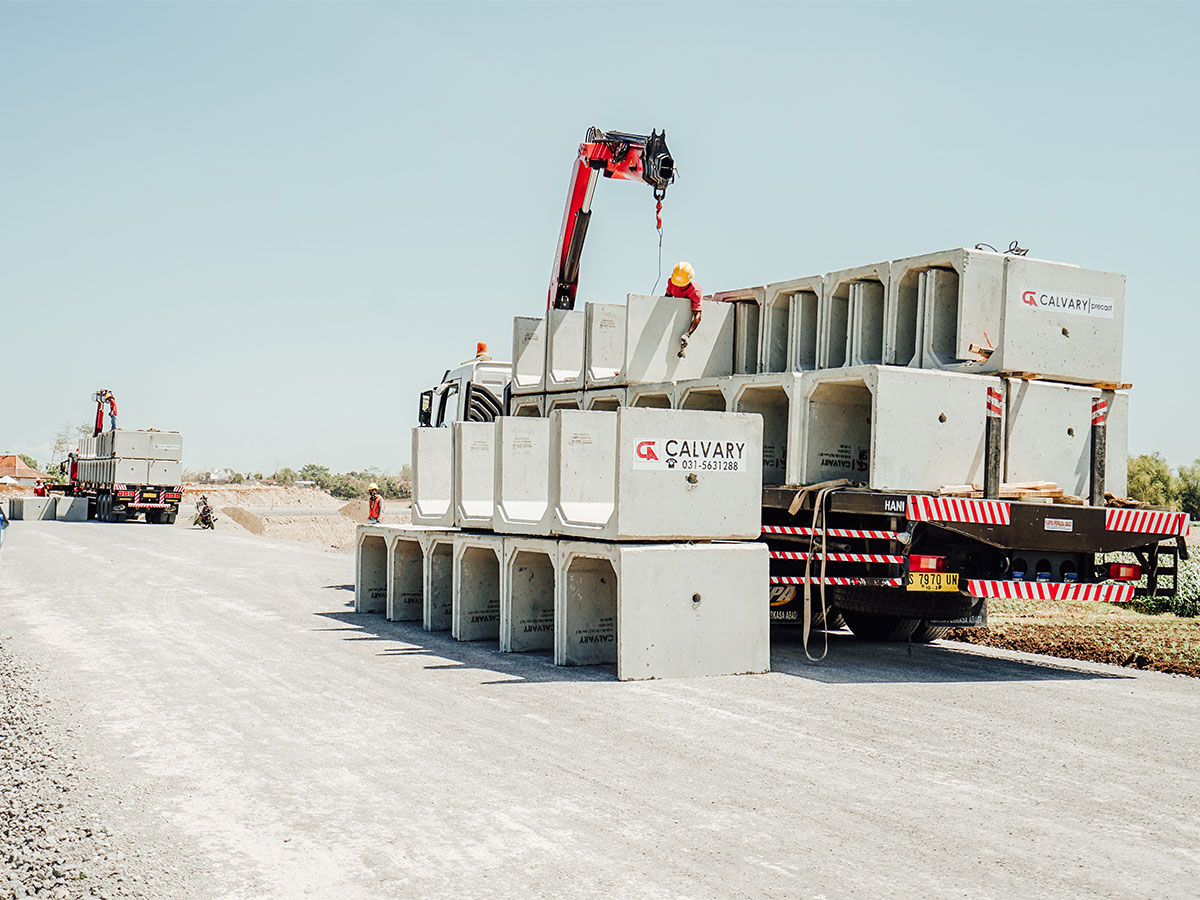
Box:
left=849, top=280, right=886, bottom=367
left=1004, top=380, right=1129, bottom=497
left=355, top=525, right=391, bottom=614
left=551, top=407, right=763, bottom=540
left=423, top=533, right=457, bottom=631
left=388, top=528, right=428, bottom=622
left=796, top=366, right=1003, bottom=492
left=97, top=431, right=112, bottom=457
left=147, top=432, right=184, bottom=461
left=511, top=315, right=546, bottom=395
left=584, top=302, right=627, bottom=388
left=583, top=387, right=626, bottom=411
left=712, top=287, right=765, bottom=375
left=492, top=417, right=552, bottom=535
left=411, top=427, right=454, bottom=526
left=545, top=391, right=585, bottom=413
left=509, top=393, right=545, bottom=418
left=545, top=308, right=586, bottom=391
left=6, top=498, right=23, bottom=520
left=626, top=381, right=676, bottom=409
left=148, top=460, right=182, bottom=485
left=820, top=262, right=889, bottom=369
left=110, top=430, right=152, bottom=459
left=903, top=248, right=1005, bottom=369
left=55, top=496, right=88, bottom=522
left=624, top=294, right=734, bottom=383
left=728, top=373, right=802, bottom=486
left=452, top=421, right=495, bottom=529
left=762, top=276, right=822, bottom=373
left=79, top=436, right=97, bottom=459
left=676, top=377, right=729, bottom=412
left=501, top=537, right=558, bottom=653
left=554, top=540, right=770, bottom=679
left=452, top=533, right=505, bottom=641
left=113, top=458, right=149, bottom=485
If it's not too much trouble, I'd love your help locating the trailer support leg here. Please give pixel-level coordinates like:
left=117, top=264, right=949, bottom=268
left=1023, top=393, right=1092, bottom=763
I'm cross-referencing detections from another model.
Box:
left=984, top=386, right=1003, bottom=500
left=1090, top=396, right=1107, bottom=507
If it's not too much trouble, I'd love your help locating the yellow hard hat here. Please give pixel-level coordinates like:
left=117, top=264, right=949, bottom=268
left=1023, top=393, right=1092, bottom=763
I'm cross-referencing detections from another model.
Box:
left=368, top=483, right=378, bottom=491
left=671, top=261, right=695, bottom=288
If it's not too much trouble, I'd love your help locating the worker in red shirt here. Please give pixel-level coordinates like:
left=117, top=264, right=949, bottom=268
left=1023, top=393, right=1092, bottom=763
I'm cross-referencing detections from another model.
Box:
left=666, top=261, right=702, bottom=356
left=367, top=483, right=383, bottom=524
left=104, top=391, right=118, bottom=431
left=34, top=480, right=47, bottom=497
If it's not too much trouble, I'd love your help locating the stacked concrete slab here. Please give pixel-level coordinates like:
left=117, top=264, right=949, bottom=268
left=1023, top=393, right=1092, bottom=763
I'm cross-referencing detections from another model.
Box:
left=76, top=429, right=185, bottom=486
left=361, top=406, right=769, bottom=680
left=500, top=247, right=1130, bottom=496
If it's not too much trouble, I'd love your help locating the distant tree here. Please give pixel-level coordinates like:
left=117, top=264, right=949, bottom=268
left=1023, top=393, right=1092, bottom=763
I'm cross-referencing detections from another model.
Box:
left=273, top=467, right=298, bottom=486
left=399, top=463, right=412, bottom=481
left=18, top=453, right=38, bottom=471
left=1127, top=453, right=1179, bottom=507
left=1177, top=460, right=1200, bottom=520
left=253, top=472, right=263, bottom=480
left=299, top=463, right=330, bottom=483
left=230, top=472, right=244, bottom=484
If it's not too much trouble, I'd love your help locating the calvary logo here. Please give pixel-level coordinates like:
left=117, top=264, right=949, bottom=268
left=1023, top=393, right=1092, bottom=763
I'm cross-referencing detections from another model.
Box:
left=636, top=441, right=659, bottom=461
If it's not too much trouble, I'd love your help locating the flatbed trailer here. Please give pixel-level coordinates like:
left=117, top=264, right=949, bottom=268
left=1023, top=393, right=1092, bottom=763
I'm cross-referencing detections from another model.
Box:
left=761, top=486, right=1188, bottom=640
left=53, top=480, right=183, bottom=524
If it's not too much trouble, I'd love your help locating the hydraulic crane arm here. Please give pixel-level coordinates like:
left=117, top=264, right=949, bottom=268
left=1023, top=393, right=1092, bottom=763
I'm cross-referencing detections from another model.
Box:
left=548, top=126, right=674, bottom=310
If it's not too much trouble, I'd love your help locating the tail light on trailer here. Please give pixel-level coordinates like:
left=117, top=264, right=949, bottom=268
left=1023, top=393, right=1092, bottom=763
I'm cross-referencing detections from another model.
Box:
left=909, top=555, right=946, bottom=573
left=1108, top=563, right=1143, bottom=582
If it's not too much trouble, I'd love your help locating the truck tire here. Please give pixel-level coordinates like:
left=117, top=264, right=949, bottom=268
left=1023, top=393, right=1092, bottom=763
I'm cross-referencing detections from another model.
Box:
left=98, top=493, right=111, bottom=523
left=164, top=512, right=177, bottom=525
left=145, top=509, right=162, bottom=525
left=830, top=585, right=977, bottom=621
left=840, top=611, right=920, bottom=642
left=910, top=622, right=951, bottom=643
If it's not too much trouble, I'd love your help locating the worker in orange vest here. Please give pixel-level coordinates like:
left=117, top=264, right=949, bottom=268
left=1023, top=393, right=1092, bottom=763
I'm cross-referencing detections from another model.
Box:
left=666, top=261, right=702, bottom=356
left=103, top=391, right=118, bottom=431
left=367, top=483, right=382, bottom=524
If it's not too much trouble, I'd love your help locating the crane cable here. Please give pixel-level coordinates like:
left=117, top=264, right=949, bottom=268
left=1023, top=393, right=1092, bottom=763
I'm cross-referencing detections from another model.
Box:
left=650, top=191, right=666, bottom=295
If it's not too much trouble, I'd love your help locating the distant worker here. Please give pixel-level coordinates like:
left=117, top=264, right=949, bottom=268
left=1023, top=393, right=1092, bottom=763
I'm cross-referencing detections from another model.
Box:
left=367, top=483, right=382, bottom=524
left=0, top=502, right=7, bottom=551
left=34, top=479, right=47, bottom=497
left=666, top=261, right=702, bottom=357
left=103, top=391, right=118, bottom=431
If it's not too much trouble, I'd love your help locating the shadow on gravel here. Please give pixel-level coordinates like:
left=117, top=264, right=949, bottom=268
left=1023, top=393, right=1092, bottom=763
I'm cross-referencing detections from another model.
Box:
left=770, top=628, right=1130, bottom=684
left=323, top=583, right=355, bottom=591
left=313, top=611, right=617, bottom=684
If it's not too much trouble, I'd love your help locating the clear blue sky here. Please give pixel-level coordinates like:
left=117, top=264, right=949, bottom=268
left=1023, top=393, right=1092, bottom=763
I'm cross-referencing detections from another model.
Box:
left=2, top=1, right=1197, bottom=474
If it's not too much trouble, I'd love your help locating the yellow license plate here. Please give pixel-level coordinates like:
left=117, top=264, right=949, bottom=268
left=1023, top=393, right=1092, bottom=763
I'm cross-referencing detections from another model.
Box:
left=906, top=572, right=960, bottom=592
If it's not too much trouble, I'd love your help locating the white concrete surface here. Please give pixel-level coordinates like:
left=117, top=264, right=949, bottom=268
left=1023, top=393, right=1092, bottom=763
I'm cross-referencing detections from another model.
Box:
left=149, top=459, right=183, bottom=485
left=0, top=523, right=1197, bottom=899
left=545, top=308, right=586, bottom=391
left=492, top=416, right=552, bottom=534
left=411, top=426, right=454, bottom=526
left=451, top=533, right=505, bottom=642
left=452, top=421, right=495, bottom=529
left=54, top=495, right=88, bottom=521
left=764, top=275, right=822, bottom=373
left=423, top=532, right=455, bottom=631
left=626, top=381, right=676, bottom=409
left=510, top=315, right=546, bottom=394
left=583, top=386, right=626, bottom=411
left=509, top=393, right=545, bottom=418
left=501, top=537, right=558, bottom=653
left=712, top=287, right=765, bottom=375
left=624, top=294, right=734, bottom=383
left=545, top=391, right=584, bottom=412
left=354, top=526, right=388, bottom=614
left=821, top=262, right=888, bottom=369
left=388, top=532, right=425, bottom=622
left=583, top=301, right=627, bottom=387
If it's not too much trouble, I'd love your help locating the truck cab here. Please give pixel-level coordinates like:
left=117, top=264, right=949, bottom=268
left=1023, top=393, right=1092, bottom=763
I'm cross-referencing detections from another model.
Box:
left=419, top=350, right=511, bottom=427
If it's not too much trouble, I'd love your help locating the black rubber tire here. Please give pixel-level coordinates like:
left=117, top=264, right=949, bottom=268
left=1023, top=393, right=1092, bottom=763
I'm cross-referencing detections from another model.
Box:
left=911, top=622, right=951, bottom=643
left=144, top=509, right=162, bottom=525
left=164, top=512, right=177, bottom=525
left=98, top=494, right=111, bottom=523
left=841, top=610, right=921, bottom=642
left=830, top=585, right=977, bottom=621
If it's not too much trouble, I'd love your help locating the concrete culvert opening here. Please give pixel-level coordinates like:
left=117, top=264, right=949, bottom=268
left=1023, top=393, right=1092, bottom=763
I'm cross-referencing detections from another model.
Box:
left=632, top=393, right=671, bottom=409
left=793, top=289, right=819, bottom=370
left=924, top=267, right=962, bottom=366
left=588, top=397, right=621, bottom=412
left=825, top=282, right=852, bottom=367
left=513, top=401, right=542, bottom=418
left=806, top=381, right=872, bottom=485
left=852, top=280, right=885, bottom=365
left=427, top=541, right=454, bottom=631
left=548, top=397, right=581, bottom=412
left=389, top=538, right=424, bottom=622
left=561, top=557, right=617, bottom=666
left=735, top=383, right=790, bottom=485
left=763, top=292, right=790, bottom=373
left=508, top=550, right=556, bottom=652
left=894, top=267, right=934, bottom=366
left=457, top=546, right=501, bottom=641
left=680, top=387, right=726, bottom=411
left=357, top=535, right=388, bottom=614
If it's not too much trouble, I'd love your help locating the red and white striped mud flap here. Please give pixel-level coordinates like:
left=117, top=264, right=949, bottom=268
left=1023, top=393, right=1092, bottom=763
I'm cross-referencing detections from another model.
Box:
left=966, top=580, right=1135, bottom=603
left=907, top=495, right=1012, bottom=526
left=1105, top=508, right=1190, bottom=538
left=770, top=576, right=904, bottom=588
left=762, top=525, right=901, bottom=540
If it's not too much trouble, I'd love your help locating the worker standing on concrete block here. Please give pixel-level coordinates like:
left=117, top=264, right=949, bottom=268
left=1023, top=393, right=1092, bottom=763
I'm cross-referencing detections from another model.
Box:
left=367, top=483, right=382, bottom=524
left=666, top=261, right=702, bottom=356
left=103, top=391, right=118, bottom=431
left=34, top=480, right=46, bottom=497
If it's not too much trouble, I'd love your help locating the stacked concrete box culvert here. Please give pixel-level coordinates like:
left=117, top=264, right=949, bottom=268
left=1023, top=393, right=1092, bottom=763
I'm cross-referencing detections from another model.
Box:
left=761, top=276, right=822, bottom=373
left=624, top=294, right=735, bottom=383
left=509, top=394, right=545, bottom=418
left=501, top=537, right=559, bottom=653
left=55, top=497, right=88, bottom=522
left=452, top=421, right=495, bottom=529
left=728, top=373, right=802, bottom=486
left=849, top=280, right=887, bottom=366
left=411, top=427, right=455, bottom=526
left=1004, top=380, right=1129, bottom=497
left=424, top=532, right=457, bottom=631
left=149, top=460, right=182, bottom=485
left=388, top=531, right=427, bottom=622
left=452, top=533, right=505, bottom=641
left=545, top=308, right=586, bottom=391
left=677, top=377, right=728, bottom=412
left=584, top=302, right=627, bottom=388
left=511, top=315, right=547, bottom=395
left=550, top=407, right=762, bottom=541
left=626, top=382, right=676, bottom=409
left=492, top=416, right=552, bottom=535
left=820, top=262, right=888, bottom=369
left=711, top=287, right=765, bottom=375
left=555, top=541, right=770, bottom=679
left=355, top=525, right=390, bottom=614
left=583, top=387, right=626, bottom=411
left=793, top=366, right=1003, bottom=492
left=546, top=392, right=585, bottom=413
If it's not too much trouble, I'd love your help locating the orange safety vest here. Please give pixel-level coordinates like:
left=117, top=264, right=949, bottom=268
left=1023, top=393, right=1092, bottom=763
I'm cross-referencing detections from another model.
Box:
left=368, top=494, right=382, bottom=519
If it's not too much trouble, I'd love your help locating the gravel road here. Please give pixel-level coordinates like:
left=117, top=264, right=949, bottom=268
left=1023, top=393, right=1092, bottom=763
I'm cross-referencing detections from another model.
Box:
left=0, top=521, right=1197, bottom=899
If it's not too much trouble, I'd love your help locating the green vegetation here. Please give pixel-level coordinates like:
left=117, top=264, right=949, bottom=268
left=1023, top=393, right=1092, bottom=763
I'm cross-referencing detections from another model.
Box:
left=1127, top=453, right=1200, bottom=519
left=270, top=463, right=411, bottom=501
left=17, top=453, right=38, bottom=471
